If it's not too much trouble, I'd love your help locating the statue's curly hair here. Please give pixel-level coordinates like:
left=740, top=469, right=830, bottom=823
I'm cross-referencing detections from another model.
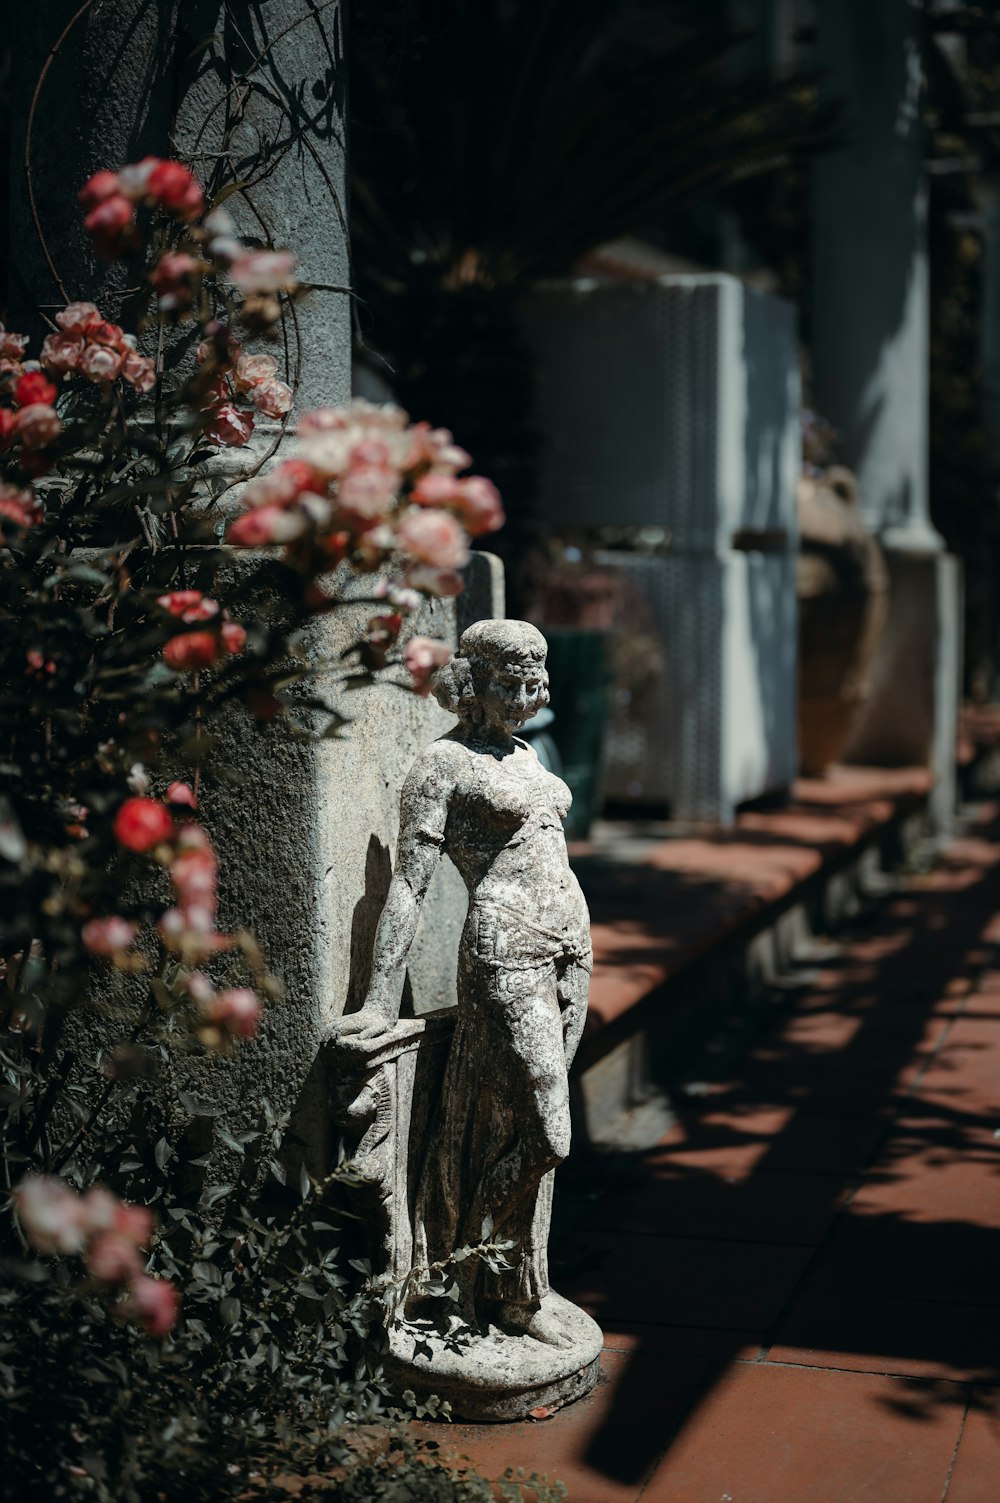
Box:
left=432, top=619, right=549, bottom=725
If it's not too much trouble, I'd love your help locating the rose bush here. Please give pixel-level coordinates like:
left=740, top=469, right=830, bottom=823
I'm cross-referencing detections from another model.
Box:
left=0, top=158, right=553, bottom=1503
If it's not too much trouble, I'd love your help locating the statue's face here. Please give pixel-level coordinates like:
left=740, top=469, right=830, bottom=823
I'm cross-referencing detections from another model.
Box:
left=481, top=657, right=546, bottom=733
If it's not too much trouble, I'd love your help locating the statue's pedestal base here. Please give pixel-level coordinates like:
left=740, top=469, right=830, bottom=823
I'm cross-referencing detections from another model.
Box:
left=382, top=1292, right=603, bottom=1422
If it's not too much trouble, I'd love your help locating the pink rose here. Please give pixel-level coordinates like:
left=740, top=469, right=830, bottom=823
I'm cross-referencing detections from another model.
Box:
left=170, top=848, right=218, bottom=912
left=166, top=781, right=197, bottom=810
left=207, top=403, right=254, bottom=447
left=241, top=458, right=314, bottom=510
left=227, top=504, right=308, bottom=546
left=338, top=464, right=399, bottom=522
left=404, top=563, right=466, bottom=598
left=13, top=1176, right=89, bottom=1256
left=0, top=327, right=29, bottom=361
left=81, top=916, right=139, bottom=957
left=117, top=157, right=158, bottom=200
left=40, top=332, right=85, bottom=374
left=84, top=195, right=136, bottom=252
left=229, top=249, right=298, bottom=294
left=411, top=471, right=463, bottom=507
left=15, top=403, right=61, bottom=449
left=251, top=377, right=293, bottom=418
left=454, top=475, right=504, bottom=536
left=397, top=506, right=469, bottom=569
left=205, top=987, right=262, bottom=1039
left=78, top=170, right=121, bottom=211
left=122, top=351, right=156, bottom=393
left=89, top=321, right=125, bottom=348
left=403, top=636, right=453, bottom=695
left=297, top=406, right=349, bottom=434
left=220, top=621, right=247, bottom=655
left=120, top=1274, right=179, bottom=1337
left=80, top=343, right=124, bottom=382
left=55, top=302, right=100, bottom=335
left=233, top=353, right=278, bottom=393
left=85, top=1230, right=141, bottom=1283
left=151, top=252, right=201, bottom=309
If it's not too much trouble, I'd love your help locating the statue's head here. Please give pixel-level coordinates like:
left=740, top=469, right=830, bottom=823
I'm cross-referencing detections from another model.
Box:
left=432, top=618, right=550, bottom=731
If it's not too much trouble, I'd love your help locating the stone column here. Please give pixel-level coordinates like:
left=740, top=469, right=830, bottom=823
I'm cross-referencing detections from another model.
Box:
left=811, top=0, right=961, bottom=827
left=6, top=6, right=503, bottom=1171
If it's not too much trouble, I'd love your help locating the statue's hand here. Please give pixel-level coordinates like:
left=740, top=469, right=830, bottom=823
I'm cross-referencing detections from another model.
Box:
left=332, top=1007, right=394, bottom=1046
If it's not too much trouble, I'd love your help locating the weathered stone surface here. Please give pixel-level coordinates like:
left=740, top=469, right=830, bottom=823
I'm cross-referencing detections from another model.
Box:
left=332, top=620, right=603, bottom=1421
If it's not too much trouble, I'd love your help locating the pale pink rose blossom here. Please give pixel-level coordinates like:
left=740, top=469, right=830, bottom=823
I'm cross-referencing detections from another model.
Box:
left=117, top=158, right=158, bottom=199
left=228, top=248, right=298, bottom=294
left=80, top=343, right=124, bottom=382
left=403, top=636, right=453, bottom=695
left=338, top=464, right=399, bottom=521
left=411, top=471, right=463, bottom=507
left=454, top=475, right=504, bottom=535
left=166, top=781, right=197, bottom=809
left=207, top=403, right=254, bottom=448
left=227, top=504, right=308, bottom=546
left=13, top=1176, right=88, bottom=1256
left=120, top=1274, right=179, bottom=1336
left=299, top=430, right=355, bottom=477
left=404, top=563, right=466, bottom=598
left=233, top=353, right=278, bottom=392
left=251, top=377, right=293, bottom=418
left=205, top=987, right=262, bottom=1039
left=0, top=328, right=29, bottom=360
left=85, top=1231, right=141, bottom=1283
left=122, top=351, right=156, bottom=393
left=81, top=916, right=139, bottom=957
left=40, top=332, right=85, bottom=375
left=55, top=302, right=100, bottom=335
left=15, top=404, right=62, bottom=449
left=297, top=406, right=349, bottom=435
left=396, top=506, right=469, bottom=569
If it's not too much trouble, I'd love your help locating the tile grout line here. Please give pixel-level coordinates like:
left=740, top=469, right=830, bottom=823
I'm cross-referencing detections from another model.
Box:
left=938, top=1387, right=973, bottom=1503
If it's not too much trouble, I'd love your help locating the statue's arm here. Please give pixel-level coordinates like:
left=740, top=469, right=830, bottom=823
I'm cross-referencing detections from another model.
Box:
left=337, top=753, right=453, bottom=1036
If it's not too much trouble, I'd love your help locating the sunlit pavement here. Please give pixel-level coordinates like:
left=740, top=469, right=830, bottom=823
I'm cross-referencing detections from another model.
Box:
left=420, top=800, right=1000, bottom=1501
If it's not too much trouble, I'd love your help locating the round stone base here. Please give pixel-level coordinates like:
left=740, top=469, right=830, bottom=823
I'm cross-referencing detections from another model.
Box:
left=383, top=1291, right=604, bottom=1422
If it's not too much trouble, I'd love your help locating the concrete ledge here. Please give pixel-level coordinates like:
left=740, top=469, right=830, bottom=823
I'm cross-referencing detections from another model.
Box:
left=568, top=766, right=933, bottom=1148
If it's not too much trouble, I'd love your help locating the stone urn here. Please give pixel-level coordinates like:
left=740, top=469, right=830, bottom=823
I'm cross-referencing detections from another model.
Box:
left=797, top=467, right=889, bottom=776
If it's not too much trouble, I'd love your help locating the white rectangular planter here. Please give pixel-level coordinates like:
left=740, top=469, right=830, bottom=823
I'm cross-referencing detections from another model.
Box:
left=524, top=276, right=801, bottom=821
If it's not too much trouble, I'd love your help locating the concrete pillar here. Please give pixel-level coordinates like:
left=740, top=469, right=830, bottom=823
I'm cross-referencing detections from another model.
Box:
left=811, top=0, right=961, bottom=826
left=6, top=6, right=502, bottom=1169
left=9, top=2, right=351, bottom=412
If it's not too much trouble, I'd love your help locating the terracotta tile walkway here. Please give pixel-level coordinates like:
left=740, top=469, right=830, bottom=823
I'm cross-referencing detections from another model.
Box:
left=420, top=801, right=1000, bottom=1501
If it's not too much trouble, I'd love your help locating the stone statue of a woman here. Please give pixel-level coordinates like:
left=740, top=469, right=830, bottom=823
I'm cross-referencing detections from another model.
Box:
left=334, top=618, right=602, bottom=1419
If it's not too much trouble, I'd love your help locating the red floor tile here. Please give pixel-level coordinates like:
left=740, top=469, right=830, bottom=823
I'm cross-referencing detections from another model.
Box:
left=414, top=1350, right=714, bottom=1503
left=800, top=1205, right=1000, bottom=1310
left=552, top=1230, right=813, bottom=1332
left=945, top=1391, right=1000, bottom=1503
left=641, top=1362, right=965, bottom=1503
left=657, top=1105, right=887, bottom=1176
left=768, top=1290, right=1000, bottom=1382
left=577, top=1167, right=844, bottom=1245
left=599, top=1323, right=761, bottom=1359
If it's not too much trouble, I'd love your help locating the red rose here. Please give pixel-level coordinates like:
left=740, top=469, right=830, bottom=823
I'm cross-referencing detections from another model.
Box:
left=78, top=170, right=122, bottom=211
left=163, top=631, right=221, bottom=671
left=113, top=797, right=175, bottom=853
left=14, top=371, right=58, bottom=409
left=147, top=160, right=203, bottom=220
left=84, top=195, right=135, bottom=248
